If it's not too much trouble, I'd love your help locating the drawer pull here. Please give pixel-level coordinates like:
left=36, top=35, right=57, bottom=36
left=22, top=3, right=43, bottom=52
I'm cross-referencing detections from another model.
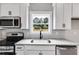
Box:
left=48, top=40, right=51, bottom=43
left=17, top=47, right=22, bottom=49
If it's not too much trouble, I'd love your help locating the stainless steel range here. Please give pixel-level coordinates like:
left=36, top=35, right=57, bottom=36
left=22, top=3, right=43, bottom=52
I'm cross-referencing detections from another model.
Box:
left=0, top=32, right=24, bottom=55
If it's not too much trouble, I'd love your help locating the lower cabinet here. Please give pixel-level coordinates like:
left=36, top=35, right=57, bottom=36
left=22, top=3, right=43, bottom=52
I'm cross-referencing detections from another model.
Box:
left=16, top=51, right=24, bottom=55
left=39, top=50, right=55, bottom=55
left=15, top=44, right=55, bottom=55
left=15, top=45, right=25, bottom=55
left=15, top=45, right=78, bottom=55
left=25, top=50, right=40, bottom=55
left=24, top=50, right=55, bottom=55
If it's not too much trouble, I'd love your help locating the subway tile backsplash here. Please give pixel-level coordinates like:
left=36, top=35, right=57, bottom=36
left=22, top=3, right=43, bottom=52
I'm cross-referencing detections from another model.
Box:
left=0, top=29, right=65, bottom=40
left=65, top=30, right=79, bottom=42
left=1, top=29, right=79, bottom=42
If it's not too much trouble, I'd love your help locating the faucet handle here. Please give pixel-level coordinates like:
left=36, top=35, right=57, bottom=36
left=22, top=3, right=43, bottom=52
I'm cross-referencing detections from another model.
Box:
left=31, top=40, right=34, bottom=43
left=48, top=40, right=51, bottom=43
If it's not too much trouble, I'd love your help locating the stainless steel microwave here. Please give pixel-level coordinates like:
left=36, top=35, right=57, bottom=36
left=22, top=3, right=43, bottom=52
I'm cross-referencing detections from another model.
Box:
left=0, top=16, right=21, bottom=28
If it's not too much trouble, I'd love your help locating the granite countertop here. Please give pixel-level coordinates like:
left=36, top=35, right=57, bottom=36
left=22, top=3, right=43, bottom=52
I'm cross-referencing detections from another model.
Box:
left=15, top=39, right=77, bottom=45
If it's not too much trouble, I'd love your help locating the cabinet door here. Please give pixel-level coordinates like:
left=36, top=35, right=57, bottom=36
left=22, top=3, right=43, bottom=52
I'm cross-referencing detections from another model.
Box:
left=40, top=50, right=55, bottom=55
left=16, top=51, right=24, bottom=55
left=15, top=45, right=24, bottom=51
left=20, top=3, right=29, bottom=29
left=55, top=3, right=64, bottom=29
left=25, top=45, right=55, bottom=50
left=0, top=3, right=20, bottom=16
left=25, top=50, right=55, bottom=55
left=25, top=45, right=55, bottom=55
left=25, top=50, right=40, bottom=55
left=15, top=45, right=25, bottom=55
left=63, top=3, right=72, bottom=30
left=73, top=3, right=79, bottom=17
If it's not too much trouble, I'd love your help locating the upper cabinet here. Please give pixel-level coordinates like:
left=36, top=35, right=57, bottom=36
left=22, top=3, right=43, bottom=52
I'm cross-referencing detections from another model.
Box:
left=63, top=3, right=72, bottom=30
left=0, top=3, right=29, bottom=29
left=72, top=3, right=79, bottom=17
left=20, top=3, right=29, bottom=29
left=54, top=3, right=72, bottom=30
left=0, top=3, right=20, bottom=16
left=54, top=3, right=64, bottom=29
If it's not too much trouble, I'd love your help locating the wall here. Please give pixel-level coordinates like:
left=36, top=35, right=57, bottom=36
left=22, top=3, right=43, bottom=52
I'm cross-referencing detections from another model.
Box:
left=1, top=29, right=79, bottom=43
left=65, top=30, right=79, bottom=43
left=1, top=28, right=79, bottom=43
left=30, top=30, right=65, bottom=39
left=64, top=19, right=79, bottom=43
left=0, top=29, right=65, bottom=40
left=29, top=3, right=52, bottom=11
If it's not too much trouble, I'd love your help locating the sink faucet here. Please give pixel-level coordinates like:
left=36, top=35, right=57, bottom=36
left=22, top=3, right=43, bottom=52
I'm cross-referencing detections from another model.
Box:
left=40, top=31, right=43, bottom=39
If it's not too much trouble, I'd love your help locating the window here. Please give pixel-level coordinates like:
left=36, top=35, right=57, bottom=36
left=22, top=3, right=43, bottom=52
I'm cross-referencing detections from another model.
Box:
left=30, top=11, right=52, bottom=33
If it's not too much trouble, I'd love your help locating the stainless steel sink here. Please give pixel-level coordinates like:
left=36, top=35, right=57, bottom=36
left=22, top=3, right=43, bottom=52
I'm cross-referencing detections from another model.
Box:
left=30, top=39, right=52, bottom=43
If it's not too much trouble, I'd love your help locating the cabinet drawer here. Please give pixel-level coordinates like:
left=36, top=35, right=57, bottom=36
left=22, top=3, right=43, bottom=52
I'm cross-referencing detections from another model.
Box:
left=16, top=45, right=24, bottom=51
left=25, top=45, right=55, bottom=50
left=25, top=50, right=40, bottom=55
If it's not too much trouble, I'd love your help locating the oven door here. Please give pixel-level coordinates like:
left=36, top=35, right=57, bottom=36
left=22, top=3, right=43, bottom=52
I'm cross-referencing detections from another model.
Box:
left=0, top=19, right=13, bottom=26
left=0, top=46, right=15, bottom=55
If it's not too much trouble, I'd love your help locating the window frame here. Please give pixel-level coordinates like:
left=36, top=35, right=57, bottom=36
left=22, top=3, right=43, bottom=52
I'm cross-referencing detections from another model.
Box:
left=30, top=11, right=52, bottom=34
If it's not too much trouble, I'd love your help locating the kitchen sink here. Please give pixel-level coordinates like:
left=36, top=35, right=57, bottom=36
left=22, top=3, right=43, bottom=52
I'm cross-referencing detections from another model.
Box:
left=30, top=39, right=52, bottom=43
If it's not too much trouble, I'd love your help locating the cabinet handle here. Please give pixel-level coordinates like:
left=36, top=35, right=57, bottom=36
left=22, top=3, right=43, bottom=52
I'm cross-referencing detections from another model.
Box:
left=62, top=23, right=65, bottom=28
left=8, top=11, right=12, bottom=15
left=17, top=47, right=22, bottom=49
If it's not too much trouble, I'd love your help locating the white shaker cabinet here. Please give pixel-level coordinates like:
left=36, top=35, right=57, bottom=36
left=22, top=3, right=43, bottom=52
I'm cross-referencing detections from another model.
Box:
left=15, top=45, right=25, bottom=55
left=54, top=3, right=64, bottom=29
left=72, top=3, right=79, bottom=17
left=15, top=44, right=55, bottom=55
left=54, top=3, right=72, bottom=30
left=25, top=50, right=40, bottom=55
left=0, top=3, right=20, bottom=16
left=63, top=3, right=72, bottom=30
left=39, top=50, right=55, bottom=55
left=20, top=3, right=29, bottom=29
left=25, top=50, right=55, bottom=55
left=24, top=45, right=55, bottom=55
